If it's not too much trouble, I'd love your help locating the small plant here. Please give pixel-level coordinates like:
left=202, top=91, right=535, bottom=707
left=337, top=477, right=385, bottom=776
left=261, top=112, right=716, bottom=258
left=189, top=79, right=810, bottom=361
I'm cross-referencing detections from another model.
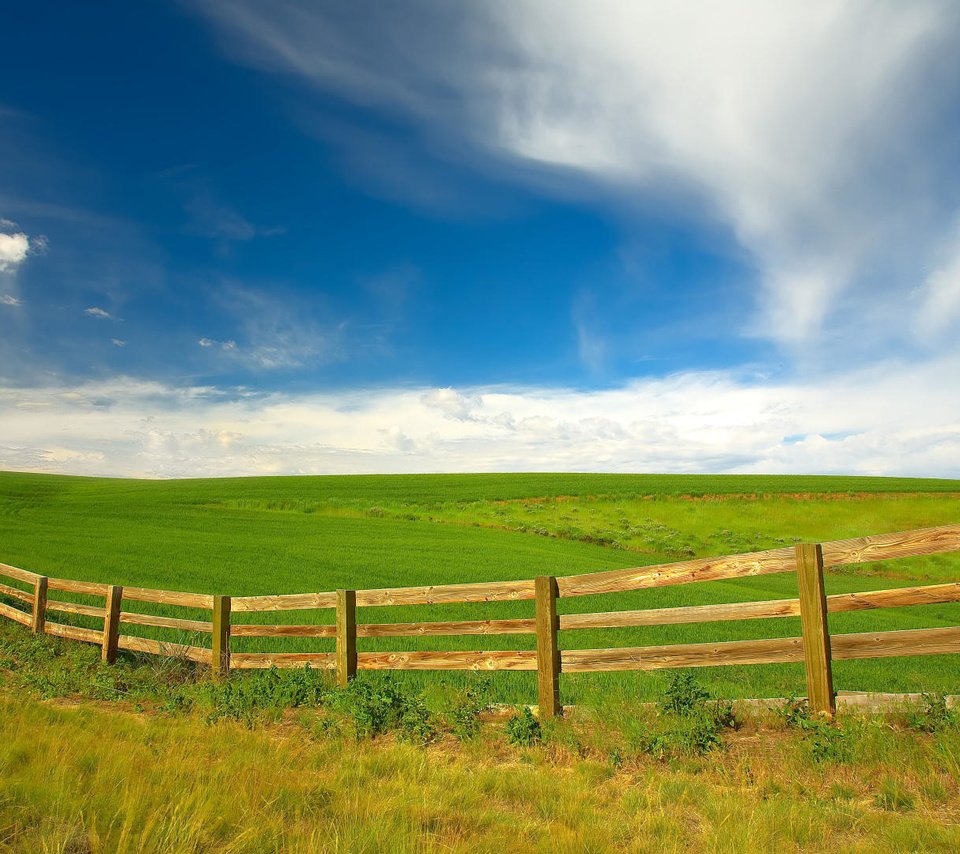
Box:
left=327, top=678, right=436, bottom=743
left=801, top=718, right=851, bottom=764
left=778, top=696, right=811, bottom=728
left=505, top=707, right=542, bottom=747
left=906, top=693, right=957, bottom=733
left=660, top=672, right=711, bottom=717
left=442, top=686, right=490, bottom=741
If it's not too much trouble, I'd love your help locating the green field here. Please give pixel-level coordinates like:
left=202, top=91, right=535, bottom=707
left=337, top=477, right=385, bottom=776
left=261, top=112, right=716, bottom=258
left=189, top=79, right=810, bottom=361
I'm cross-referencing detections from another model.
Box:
left=1, top=471, right=959, bottom=704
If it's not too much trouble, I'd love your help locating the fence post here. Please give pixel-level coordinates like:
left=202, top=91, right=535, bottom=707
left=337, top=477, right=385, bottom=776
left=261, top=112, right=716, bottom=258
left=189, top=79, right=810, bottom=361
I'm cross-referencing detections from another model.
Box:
left=102, top=585, right=123, bottom=663
left=795, top=543, right=835, bottom=716
left=211, top=595, right=231, bottom=680
left=31, top=576, right=48, bottom=635
left=336, top=589, right=357, bottom=688
left=535, top=575, right=561, bottom=718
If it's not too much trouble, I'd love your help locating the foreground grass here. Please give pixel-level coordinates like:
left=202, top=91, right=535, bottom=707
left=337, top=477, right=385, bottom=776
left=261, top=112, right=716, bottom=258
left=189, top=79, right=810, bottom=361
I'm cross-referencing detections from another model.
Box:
left=1, top=471, right=959, bottom=703
left=2, top=620, right=960, bottom=853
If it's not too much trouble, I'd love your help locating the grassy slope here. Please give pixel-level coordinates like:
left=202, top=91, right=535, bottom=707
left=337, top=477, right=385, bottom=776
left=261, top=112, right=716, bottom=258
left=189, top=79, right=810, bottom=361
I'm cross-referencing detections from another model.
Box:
left=2, top=686, right=960, bottom=853
left=1, top=471, right=959, bottom=702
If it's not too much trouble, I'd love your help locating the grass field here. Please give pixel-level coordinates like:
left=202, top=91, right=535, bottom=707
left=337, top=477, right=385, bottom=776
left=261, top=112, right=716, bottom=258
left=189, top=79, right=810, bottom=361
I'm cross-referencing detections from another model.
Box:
left=1, top=471, right=960, bottom=703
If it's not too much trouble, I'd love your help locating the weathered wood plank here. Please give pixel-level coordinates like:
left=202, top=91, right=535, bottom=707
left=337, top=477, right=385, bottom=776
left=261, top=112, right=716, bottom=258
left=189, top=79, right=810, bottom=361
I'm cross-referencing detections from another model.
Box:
left=31, top=576, right=47, bottom=635
left=561, top=636, right=805, bottom=672
left=47, top=577, right=112, bottom=596
left=230, top=652, right=336, bottom=670
left=561, top=599, right=801, bottom=630
left=119, top=612, right=213, bottom=633
left=0, top=581, right=33, bottom=604
left=822, top=523, right=960, bottom=567
left=122, top=586, right=214, bottom=609
left=536, top=576, right=561, bottom=718
left=796, top=544, right=835, bottom=715
left=336, top=590, right=357, bottom=688
left=231, top=592, right=337, bottom=613
left=355, top=579, right=536, bottom=607
left=0, top=563, right=40, bottom=584
left=359, top=618, right=536, bottom=637
left=831, top=626, right=960, bottom=660
left=211, top=595, right=231, bottom=679
left=116, top=634, right=212, bottom=664
left=557, top=547, right=797, bottom=598
left=230, top=622, right=334, bottom=638
left=45, top=599, right=107, bottom=619
left=560, top=582, right=960, bottom=631
left=0, top=600, right=31, bottom=626
left=357, top=650, right=538, bottom=671
left=44, top=620, right=103, bottom=645
left=102, top=586, right=123, bottom=664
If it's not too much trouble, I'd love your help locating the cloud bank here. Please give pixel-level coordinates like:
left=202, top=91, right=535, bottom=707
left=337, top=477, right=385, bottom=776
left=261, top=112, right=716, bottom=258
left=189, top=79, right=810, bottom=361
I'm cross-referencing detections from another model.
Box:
left=2, top=357, right=958, bottom=478
left=196, top=0, right=960, bottom=353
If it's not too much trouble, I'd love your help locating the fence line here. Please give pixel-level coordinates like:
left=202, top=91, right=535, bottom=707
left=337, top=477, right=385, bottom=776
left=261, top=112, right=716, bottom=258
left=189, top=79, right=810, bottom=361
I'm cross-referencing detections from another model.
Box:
left=1, top=523, right=959, bottom=717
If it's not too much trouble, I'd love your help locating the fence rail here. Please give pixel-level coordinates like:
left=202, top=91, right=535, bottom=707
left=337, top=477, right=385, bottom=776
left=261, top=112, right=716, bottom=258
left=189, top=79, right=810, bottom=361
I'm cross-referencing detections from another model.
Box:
left=2, top=524, right=960, bottom=716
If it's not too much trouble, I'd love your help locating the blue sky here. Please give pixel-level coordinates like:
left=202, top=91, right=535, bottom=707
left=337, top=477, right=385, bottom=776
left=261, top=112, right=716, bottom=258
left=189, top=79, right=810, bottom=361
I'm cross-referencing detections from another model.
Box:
left=1, top=1, right=959, bottom=478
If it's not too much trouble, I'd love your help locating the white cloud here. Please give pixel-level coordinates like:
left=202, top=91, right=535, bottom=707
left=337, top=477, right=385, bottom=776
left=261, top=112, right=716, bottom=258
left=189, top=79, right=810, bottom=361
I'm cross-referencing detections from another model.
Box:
left=198, top=338, right=216, bottom=347
left=195, top=1, right=960, bottom=350
left=84, top=306, right=114, bottom=319
left=0, top=219, right=44, bottom=274
left=1, top=358, right=958, bottom=478
left=1, top=294, right=22, bottom=307
left=915, top=223, right=960, bottom=340
left=111, top=338, right=126, bottom=347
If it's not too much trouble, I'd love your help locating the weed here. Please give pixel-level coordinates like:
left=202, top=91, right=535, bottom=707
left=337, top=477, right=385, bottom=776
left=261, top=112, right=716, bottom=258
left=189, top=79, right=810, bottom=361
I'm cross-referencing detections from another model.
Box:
left=660, top=672, right=712, bottom=717
left=906, top=693, right=958, bottom=733
left=801, top=718, right=851, bottom=763
left=874, top=778, right=915, bottom=812
left=327, top=678, right=436, bottom=743
left=505, top=707, right=542, bottom=747
left=778, top=696, right=811, bottom=728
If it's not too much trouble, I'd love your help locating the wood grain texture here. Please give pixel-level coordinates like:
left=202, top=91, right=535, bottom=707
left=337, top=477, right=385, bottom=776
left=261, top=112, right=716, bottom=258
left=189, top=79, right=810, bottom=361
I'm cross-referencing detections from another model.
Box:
left=535, top=576, right=561, bottom=718
left=45, top=599, right=107, bottom=619
left=336, top=589, right=357, bottom=688
left=822, top=524, right=960, bottom=567
left=0, top=600, right=31, bottom=626
left=796, top=544, right=835, bottom=715
left=117, top=634, right=212, bottom=664
left=47, top=578, right=111, bottom=596
left=561, top=636, right=805, bottom=672
left=556, top=547, right=797, bottom=598
left=357, top=650, right=537, bottom=671
left=31, top=576, right=47, bottom=635
left=231, top=592, right=337, bottom=613
left=119, top=612, right=213, bottom=633
left=359, top=618, right=536, bottom=637
left=230, top=652, right=336, bottom=670
left=44, top=620, right=103, bottom=645
left=355, top=579, right=535, bottom=607
left=561, top=599, right=801, bottom=630
left=828, top=583, right=960, bottom=613
left=102, top=585, right=123, bottom=664
left=230, top=622, right=335, bottom=638
left=0, top=563, right=40, bottom=584
left=211, top=595, right=231, bottom=679
left=0, top=581, right=33, bottom=604
left=831, top=626, right=960, bottom=660
left=122, top=586, right=214, bottom=609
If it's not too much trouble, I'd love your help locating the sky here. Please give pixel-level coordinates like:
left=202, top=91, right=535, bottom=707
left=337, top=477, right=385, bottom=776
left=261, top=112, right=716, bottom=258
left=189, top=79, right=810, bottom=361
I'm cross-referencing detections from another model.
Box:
left=1, top=0, right=960, bottom=478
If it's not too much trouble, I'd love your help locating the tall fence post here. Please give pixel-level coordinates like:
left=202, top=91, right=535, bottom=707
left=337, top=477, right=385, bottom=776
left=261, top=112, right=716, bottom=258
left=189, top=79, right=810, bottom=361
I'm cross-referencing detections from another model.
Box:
left=336, top=589, right=357, bottom=688
left=102, top=585, right=123, bottom=663
left=795, top=543, right=835, bottom=716
left=31, top=576, right=48, bottom=635
left=535, top=575, right=561, bottom=718
left=211, top=595, right=231, bottom=680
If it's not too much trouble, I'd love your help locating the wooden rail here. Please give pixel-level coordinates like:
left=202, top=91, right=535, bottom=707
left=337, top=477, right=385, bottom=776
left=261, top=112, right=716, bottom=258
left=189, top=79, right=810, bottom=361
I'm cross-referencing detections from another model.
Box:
left=0, top=523, right=958, bottom=717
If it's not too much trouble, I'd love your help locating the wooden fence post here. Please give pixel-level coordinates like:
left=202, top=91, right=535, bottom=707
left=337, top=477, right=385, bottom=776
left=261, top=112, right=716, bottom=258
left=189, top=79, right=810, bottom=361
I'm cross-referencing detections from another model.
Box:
left=31, top=576, right=47, bottom=635
left=535, top=575, right=561, bottom=718
left=336, top=589, right=357, bottom=688
left=795, top=543, right=835, bottom=716
left=211, top=595, right=231, bottom=680
left=102, top=585, right=123, bottom=663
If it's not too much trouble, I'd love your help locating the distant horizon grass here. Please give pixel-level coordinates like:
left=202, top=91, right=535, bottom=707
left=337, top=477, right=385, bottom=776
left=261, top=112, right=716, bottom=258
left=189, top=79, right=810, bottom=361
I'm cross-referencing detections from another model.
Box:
left=1, top=470, right=958, bottom=704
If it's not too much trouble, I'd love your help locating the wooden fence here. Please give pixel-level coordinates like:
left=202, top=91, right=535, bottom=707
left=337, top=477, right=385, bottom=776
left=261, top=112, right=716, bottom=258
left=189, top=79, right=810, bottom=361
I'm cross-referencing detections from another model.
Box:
left=2, top=523, right=960, bottom=717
